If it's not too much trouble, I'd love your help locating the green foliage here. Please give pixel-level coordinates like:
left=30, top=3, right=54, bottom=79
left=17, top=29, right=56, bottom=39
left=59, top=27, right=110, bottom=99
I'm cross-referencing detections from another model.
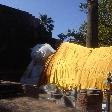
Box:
left=58, top=29, right=86, bottom=46
left=58, top=33, right=67, bottom=41
left=39, top=14, right=54, bottom=33
left=79, top=2, right=87, bottom=13
left=98, top=0, right=112, bottom=46
left=79, top=0, right=112, bottom=46
left=58, top=0, right=112, bottom=46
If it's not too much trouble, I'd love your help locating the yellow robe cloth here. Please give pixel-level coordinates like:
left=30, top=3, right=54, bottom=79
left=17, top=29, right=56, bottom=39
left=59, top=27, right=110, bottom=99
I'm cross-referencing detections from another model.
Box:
left=41, top=42, right=112, bottom=90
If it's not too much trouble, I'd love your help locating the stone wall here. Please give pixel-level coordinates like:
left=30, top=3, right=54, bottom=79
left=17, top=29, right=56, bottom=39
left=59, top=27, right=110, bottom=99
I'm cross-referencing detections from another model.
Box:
left=0, top=4, right=53, bottom=81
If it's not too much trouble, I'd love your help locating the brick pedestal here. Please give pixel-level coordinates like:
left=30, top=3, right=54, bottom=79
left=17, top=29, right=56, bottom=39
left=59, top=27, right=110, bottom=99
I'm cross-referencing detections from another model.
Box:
left=76, top=89, right=103, bottom=112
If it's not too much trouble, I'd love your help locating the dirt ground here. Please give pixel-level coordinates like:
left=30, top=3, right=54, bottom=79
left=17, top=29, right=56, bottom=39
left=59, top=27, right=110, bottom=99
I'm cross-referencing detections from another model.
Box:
left=0, top=97, right=77, bottom=112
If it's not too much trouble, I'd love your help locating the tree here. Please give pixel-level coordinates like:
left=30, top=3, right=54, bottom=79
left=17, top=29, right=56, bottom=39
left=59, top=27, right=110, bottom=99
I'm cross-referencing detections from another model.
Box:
left=58, top=29, right=86, bottom=46
left=57, top=0, right=112, bottom=46
left=39, top=14, right=54, bottom=33
left=86, top=0, right=98, bottom=48
left=80, top=0, right=112, bottom=46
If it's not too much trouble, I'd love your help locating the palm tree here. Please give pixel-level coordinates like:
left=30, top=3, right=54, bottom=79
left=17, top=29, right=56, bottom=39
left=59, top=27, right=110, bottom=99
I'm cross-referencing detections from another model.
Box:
left=39, top=14, right=54, bottom=33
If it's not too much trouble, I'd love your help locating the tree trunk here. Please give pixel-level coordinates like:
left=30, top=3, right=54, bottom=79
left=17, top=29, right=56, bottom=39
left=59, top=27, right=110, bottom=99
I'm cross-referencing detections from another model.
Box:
left=86, top=0, right=98, bottom=48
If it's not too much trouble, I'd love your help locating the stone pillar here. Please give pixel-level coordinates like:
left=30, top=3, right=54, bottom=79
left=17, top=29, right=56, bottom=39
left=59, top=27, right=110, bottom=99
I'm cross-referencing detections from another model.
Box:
left=76, top=89, right=103, bottom=112
left=86, top=0, right=98, bottom=48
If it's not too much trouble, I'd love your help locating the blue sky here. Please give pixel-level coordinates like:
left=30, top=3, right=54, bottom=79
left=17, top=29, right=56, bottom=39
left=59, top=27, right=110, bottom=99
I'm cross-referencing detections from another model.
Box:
left=0, top=0, right=86, bottom=38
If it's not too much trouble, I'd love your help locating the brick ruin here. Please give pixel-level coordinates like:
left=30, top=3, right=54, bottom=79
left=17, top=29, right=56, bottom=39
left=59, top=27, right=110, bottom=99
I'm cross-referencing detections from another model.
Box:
left=0, top=4, right=59, bottom=81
